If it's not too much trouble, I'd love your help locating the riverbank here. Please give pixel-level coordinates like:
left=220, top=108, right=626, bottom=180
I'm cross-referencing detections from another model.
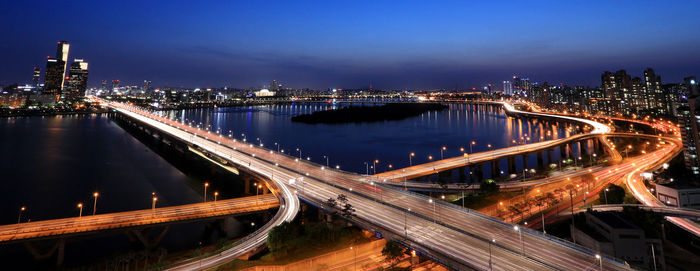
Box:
left=291, top=103, right=448, bottom=124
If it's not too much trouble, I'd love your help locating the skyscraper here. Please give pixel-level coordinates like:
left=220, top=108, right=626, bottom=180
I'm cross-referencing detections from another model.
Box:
left=111, top=80, right=120, bottom=91
left=43, top=57, right=65, bottom=95
left=55, top=41, right=70, bottom=91
left=65, top=59, right=89, bottom=101
left=32, top=67, right=40, bottom=87
left=101, top=80, right=107, bottom=91
left=503, top=81, right=513, bottom=95
left=143, top=80, right=152, bottom=92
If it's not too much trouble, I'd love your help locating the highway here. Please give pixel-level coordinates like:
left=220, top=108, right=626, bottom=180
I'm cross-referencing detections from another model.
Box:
left=106, top=100, right=633, bottom=270
left=624, top=138, right=700, bottom=237
left=587, top=204, right=700, bottom=219
left=0, top=194, right=278, bottom=244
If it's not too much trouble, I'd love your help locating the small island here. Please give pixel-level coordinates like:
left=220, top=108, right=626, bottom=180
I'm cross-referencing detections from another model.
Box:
left=291, top=103, right=448, bottom=124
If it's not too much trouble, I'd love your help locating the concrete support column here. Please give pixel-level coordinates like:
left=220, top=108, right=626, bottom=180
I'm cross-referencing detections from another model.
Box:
left=522, top=154, right=528, bottom=170
left=537, top=151, right=544, bottom=168
left=244, top=178, right=251, bottom=195
left=491, top=160, right=499, bottom=178
left=547, top=149, right=553, bottom=165
left=508, top=157, right=516, bottom=174
left=458, top=166, right=467, bottom=182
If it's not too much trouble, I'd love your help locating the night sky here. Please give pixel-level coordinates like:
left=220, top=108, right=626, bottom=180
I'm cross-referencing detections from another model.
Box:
left=2, top=1, right=700, bottom=89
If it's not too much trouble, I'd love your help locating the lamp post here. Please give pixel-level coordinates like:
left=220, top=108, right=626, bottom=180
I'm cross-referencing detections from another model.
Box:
left=373, top=159, right=379, bottom=175
left=429, top=198, right=436, bottom=224
left=595, top=254, right=602, bottom=271
left=323, top=155, right=329, bottom=167
left=296, top=148, right=302, bottom=159
left=404, top=208, right=410, bottom=239
left=440, top=146, right=446, bottom=160
left=489, top=239, right=495, bottom=271
left=152, top=196, right=158, bottom=212
left=364, top=162, right=369, bottom=175
left=409, top=152, right=415, bottom=166
left=204, top=182, right=209, bottom=202
left=514, top=225, right=524, bottom=256
left=470, top=141, right=476, bottom=154
left=604, top=188, right=609, bottom=205
left=214, top=191, right=219, bottom=202
left=77, top=203, right=83, bottom=218
left=93, top=192, right=99, bottom=215
left=17, top=206, right=26, bottom=224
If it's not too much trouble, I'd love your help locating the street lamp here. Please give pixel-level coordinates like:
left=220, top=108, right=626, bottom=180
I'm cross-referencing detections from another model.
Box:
left=17, top=206, right=26, bottom=224
left=489, top=239, right=495, bottom=271
left=470, top=141, right=476, bottom=154
left=404, top=208, right=411, bottom=239
left=604, top=188, right=609, bottom=204
left=440, top=146, right=446, bottom=159
left=214, top=191, right=219, bottom=202
left=323, top=155, right=329, bottom=167
left=429, top=198, right=436, bottom=224
left=514, top=225, right=524, bottom=256
left=373, top=159, right=379, bottom=175
left=364, top=162, right=369, bottom=175
left=152, top=196, right=158, bottom=212
left=77, top=203, right=83, bottom=218
left=595, top=254, right=602, bottom=271
left=204, top=182, right=209, bottom=202
left=409, top=152, right=415, bottom=166
left=93, top=192, right=99, bottom=215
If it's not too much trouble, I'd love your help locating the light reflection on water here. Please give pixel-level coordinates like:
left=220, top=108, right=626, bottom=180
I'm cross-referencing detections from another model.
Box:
left=161, top=103, right=572, bottom=175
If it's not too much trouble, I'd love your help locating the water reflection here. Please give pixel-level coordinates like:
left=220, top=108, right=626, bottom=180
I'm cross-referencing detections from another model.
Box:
left=160, top=103, right=570, bottom=174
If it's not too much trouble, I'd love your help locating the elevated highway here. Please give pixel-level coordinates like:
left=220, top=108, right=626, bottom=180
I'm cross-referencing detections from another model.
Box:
left=0, top=194, right=278, bottom=244
left=587, top=204, right=700, bottom=220
left=376, top=101, right=613, bottom=182
left=104, top=99, right=634, bottom=270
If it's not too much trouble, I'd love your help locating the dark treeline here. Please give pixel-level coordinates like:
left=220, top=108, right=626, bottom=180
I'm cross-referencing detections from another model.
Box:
left=291, top=103, right=448, bottom=124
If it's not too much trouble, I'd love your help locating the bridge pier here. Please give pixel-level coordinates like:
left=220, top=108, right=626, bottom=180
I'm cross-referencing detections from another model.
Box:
left=547, top=149, right=553, bottom=165
left=507, top=157, right=516, bottom=174
left=458, top=166, right=467, bottom=182
left=491, top=160, right=499, bottom=179
left=522, top=154, right=528, bottom=170
left=537, top=151, right=544, bottom=168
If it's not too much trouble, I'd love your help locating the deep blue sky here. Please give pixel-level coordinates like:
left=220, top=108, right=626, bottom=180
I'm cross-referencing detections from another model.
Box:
left=2, top=1, right=700, bottom=89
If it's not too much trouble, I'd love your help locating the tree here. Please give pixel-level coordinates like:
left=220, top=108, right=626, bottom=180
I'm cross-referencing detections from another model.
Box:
left=599, top=184, right=625, bottom=204
left=267, top=221, right=298, bottom=254
left=381, top=240, right=405, bottom=267
left=480, top=179, right=499, bottom=194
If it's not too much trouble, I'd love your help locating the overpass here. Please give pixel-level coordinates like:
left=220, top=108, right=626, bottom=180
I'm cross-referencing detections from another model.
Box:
left=0, top=194, right=278, bottom=244
left=386, top=133, right=665, bottom=193
left=586, top=204, right=700, bottom=220
left=375, top=101, right=614, bottom=183
left=104, top=99, right=635, bottom=270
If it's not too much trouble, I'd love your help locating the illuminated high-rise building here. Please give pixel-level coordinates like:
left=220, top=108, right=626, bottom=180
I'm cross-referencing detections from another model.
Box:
left=503, top=81, right=512, bottom=95
left=101, top=80, right=107, bottom=90
left=65, top=59, right=89, bottom=100
left=55, top=41, right=70, bottom=91
left=143, top=80, right=152, bottom=91
left=43, top=57, right=65, bottom=95
left=32, top=67, right=41, bottom=87
left=111, top=80, right=120, bottom=91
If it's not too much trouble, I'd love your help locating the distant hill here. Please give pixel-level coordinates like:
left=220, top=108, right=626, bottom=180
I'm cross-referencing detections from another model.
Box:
left=291, top=103, right=448, bottom=124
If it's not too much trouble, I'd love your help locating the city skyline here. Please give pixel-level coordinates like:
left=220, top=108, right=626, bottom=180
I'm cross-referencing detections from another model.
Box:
left=2, top=1, right=700, bottom=89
